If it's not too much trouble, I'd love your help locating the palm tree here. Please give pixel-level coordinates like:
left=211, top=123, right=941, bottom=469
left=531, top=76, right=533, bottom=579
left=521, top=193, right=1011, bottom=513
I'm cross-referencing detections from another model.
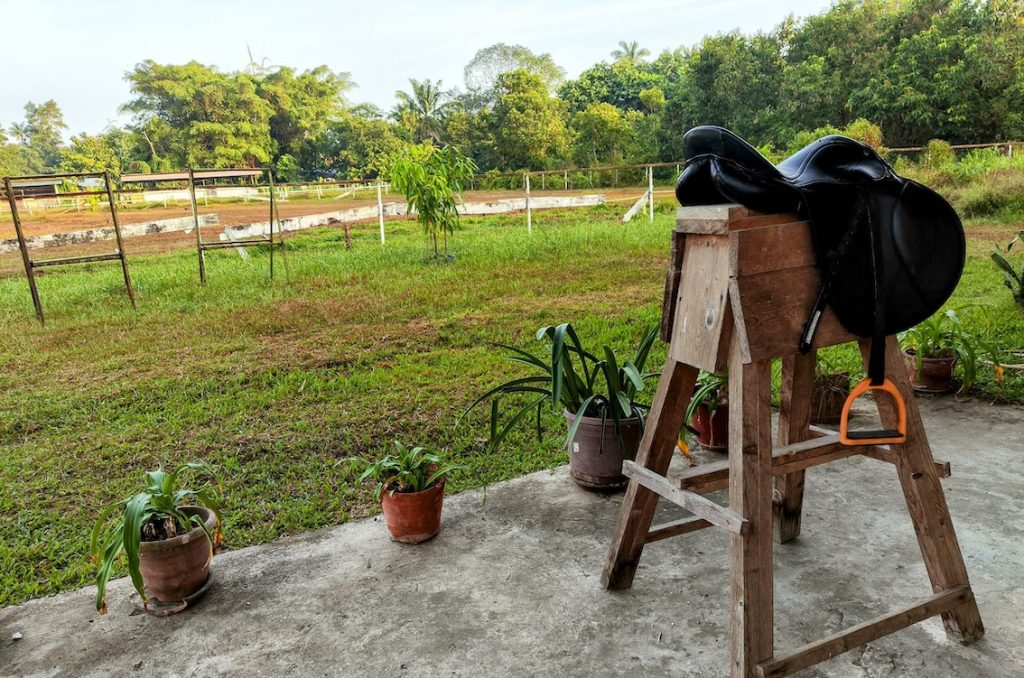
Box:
left=611, top=40, right=650, bottom=65
left=393, top=79, right=453, bottom=144
left=8, top=122, right=30, bottom=144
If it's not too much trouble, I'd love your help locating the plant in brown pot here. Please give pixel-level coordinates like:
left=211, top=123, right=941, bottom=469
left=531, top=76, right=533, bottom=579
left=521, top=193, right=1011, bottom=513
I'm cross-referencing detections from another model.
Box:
left=460, top=322, right=658, bottom=490
left=91, top=463, right=221, bottom=615
left=359, top=441, right=463, bottom=544
left=899, top=309, right=997, bottom=394
left=811, top=353, right=854, bottom=425
left=685, top=370, right=728, bottom=451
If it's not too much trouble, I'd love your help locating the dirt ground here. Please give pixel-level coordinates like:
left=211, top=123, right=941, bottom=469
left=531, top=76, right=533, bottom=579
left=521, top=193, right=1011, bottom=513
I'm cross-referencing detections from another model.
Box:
left=0, top=188, right=662, bottom=278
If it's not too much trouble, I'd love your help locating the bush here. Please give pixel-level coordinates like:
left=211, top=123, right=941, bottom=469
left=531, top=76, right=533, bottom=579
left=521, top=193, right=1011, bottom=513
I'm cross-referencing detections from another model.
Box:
left=923, top=139, right=955, bottom=168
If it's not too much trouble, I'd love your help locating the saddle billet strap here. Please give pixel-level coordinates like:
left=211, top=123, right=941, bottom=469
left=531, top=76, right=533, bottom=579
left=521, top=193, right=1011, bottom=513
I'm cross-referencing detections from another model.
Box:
left=799, top=188, right=869, bottom=354
left=865, top=192, right=887, bottom=386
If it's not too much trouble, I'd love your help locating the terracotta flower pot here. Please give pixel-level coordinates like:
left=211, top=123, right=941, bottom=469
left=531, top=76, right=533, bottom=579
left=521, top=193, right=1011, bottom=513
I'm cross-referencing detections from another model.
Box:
left=811, top=372, right=851, bottom=425
left=903, top=349, right=956, bottom=393
left=138, top=506, right=217, bottom=603
left=380, top=480, right=445, bottom=544
left=564, top=410, right=643, bottom=490
left=693, top=403, right=729, bottom=451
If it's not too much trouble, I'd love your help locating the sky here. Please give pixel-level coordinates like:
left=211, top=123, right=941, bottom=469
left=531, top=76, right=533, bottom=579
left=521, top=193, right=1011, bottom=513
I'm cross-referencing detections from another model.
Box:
left=0, top=0, right=834, bottom=137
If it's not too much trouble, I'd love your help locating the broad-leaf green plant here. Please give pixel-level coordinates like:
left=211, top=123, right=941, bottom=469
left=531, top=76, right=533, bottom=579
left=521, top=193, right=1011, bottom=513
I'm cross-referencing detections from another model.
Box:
left=899, top=309, right=998, bottom=393
left=991, top=230, right=1024, bottom=308
left=460, top=323, right=658, bottom=451
left=685, top=370, right=728, bottom=428
left=388, top=143, right=477, bottom=259
left=91, top=463, right=221, bottom=614
left=358, top=441, right=464, bottom=502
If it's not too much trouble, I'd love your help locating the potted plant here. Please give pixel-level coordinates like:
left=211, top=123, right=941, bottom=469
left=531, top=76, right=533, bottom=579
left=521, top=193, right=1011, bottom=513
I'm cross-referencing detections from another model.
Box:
left=686, top=371, right=728, bottom=451
left=358, top=441, right=463, bottom=544
left=461, top=322, right=658, bottom=490
left=811, top=354, right=853, bottom=425
left=900, top=308, right=995, bottom=394
left=91, top=463, right=221, bottom=615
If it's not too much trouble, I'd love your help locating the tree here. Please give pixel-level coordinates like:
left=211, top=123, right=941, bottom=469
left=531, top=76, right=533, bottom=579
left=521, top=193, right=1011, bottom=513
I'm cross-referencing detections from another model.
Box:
left=464, top=43, right=565, bottom=108
left=388, top=143, right=477, bottom=258
left=123, top=60, right=274, bottom=167
left=12, top=100, right=68, bottom=169
left=490, top=70, right=569, bottom=169
left=558, top=60, right=666, bottom=115
left=611, top=41, right=650, bottom=65
left=571, top=103, right=632, bottom=166
left=305, top=108, right=404, bottom=179
left=60, top=128, right=136, bottom=175
left=257, top=66, right=352, bottom=161
left=393, top=79, right=454, bottom=144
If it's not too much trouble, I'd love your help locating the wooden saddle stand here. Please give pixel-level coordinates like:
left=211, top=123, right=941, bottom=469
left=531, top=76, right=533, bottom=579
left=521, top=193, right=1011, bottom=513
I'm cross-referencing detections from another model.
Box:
left=603, top=205, right=985, bottom=677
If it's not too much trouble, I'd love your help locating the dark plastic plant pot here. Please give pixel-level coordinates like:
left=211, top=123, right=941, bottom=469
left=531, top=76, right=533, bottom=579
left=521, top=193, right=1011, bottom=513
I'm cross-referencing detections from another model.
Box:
left=903, top=349, right=956, bottom=393
left=380, top=480, right=445, bottom=544
left=564, top=410, right=643, bottom=491
left=693, top=403, right=729, bottom=451
left=138, top=506, right=217, bottom=604
left=811, top=372, right=851, bottom=425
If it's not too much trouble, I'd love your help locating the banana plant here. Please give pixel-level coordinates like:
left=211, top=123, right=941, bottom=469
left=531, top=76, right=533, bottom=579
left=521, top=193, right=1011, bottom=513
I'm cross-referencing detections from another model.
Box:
left=460, top=322, right=658, bottom=452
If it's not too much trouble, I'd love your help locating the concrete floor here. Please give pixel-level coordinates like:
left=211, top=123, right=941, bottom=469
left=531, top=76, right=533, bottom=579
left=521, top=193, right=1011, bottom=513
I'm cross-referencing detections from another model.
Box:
left=2, top=397, right=1023, bottom=677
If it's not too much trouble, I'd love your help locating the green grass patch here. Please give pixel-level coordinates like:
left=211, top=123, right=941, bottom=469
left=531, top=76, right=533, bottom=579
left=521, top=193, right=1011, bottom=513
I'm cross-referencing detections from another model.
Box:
left=0, top=203, right=1020, bottom=607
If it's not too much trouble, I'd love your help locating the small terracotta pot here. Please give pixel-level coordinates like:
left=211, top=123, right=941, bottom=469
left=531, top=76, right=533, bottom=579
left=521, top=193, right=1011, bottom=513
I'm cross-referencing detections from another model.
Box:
left=138, top=506, right=217, bottom=603
left=811, top=372, right=851, bottom=425
left=564, top=411, right=643, bottom=490
left=693, top=403, right=729, bottom=451
left=903, top=349, right=956, bottom=393
left=380, top=480, right=445, bottom=544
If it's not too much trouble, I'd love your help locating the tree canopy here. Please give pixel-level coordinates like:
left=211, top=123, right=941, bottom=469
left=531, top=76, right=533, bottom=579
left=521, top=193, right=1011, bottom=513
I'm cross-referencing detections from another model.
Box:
left=2, top=1, right=1023, bottom=180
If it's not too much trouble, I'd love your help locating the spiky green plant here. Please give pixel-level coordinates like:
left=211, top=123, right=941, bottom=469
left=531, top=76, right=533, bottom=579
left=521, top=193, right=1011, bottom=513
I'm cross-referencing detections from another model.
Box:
left=460, top=322, right=658, bottom=451
left=991, top=230, right=1024, bottom=308
left=899, top=309, right=998, bottom=393
left=357, top=441, right=463, bottom=502
left=90, top=463, right=221, bottom=614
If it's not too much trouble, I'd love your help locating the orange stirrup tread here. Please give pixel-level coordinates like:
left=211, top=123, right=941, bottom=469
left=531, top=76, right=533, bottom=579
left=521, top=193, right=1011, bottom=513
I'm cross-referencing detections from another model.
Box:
left=839, top=378, right=907, bottom=446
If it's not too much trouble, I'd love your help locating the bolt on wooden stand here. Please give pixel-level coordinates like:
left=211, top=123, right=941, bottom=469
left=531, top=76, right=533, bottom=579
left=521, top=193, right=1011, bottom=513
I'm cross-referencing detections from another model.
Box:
left=602, top=204, right=985, bottom=677
left=3, top=171, right=136, bottom=324
left=120, top=168, right=289, bottom=285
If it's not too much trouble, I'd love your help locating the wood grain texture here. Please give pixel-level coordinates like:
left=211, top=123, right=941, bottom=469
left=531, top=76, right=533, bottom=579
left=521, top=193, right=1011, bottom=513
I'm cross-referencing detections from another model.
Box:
left=602, top=360, right=699, bottom=590
left=859, top=338, right=984, bottom=643
left=623, top=461, right=749, bottom=535
left=729, top=220, right=816, bottom=277
left=669, top=234, right=733, bottom=372
left=728, top=334, right=775, bottom=678
left=660, top=230, right=686, bottom=343
left=757, top=586, right=972, bottom=677
left=773, top=352, right=815, bottom=544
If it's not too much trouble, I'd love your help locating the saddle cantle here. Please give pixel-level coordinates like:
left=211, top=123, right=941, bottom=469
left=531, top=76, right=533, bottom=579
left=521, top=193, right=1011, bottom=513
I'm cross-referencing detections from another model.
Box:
left=675, top=126, right=965, bottom=385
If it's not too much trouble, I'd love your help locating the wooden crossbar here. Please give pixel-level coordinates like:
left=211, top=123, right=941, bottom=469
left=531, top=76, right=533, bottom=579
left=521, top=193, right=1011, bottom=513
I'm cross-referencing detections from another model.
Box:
left=756, top=586, right=972, bottom=677
left=200, top=238, right=273, bottom=251
left=646, top=517, right=714, bottom=543
left=31, top=252, right=122, bottom=268
left=678, top=433, right=951, bottom=495
left=623, top=461, right=748, bottom=534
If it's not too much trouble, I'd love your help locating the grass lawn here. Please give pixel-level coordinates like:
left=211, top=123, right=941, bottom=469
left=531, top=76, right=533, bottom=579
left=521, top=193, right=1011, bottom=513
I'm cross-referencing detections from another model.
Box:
left=1, top=203, right=1021, bottom=608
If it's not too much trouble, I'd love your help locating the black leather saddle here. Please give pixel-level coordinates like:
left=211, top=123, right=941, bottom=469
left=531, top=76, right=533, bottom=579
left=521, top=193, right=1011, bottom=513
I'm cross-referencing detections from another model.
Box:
left=676, top=127, right=964, bottom=442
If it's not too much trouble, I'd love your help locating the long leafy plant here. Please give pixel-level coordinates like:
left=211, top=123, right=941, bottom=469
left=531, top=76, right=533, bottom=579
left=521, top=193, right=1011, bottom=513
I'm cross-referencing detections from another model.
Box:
left=991, top=229, right=1024, bottom=308
left=899, top=308, right=998, bottom=392
left=90, top=463, right=221, bottom=614
left=358, top=440, right=464, bottom=502
left=461, top=323, right=658, bottom=451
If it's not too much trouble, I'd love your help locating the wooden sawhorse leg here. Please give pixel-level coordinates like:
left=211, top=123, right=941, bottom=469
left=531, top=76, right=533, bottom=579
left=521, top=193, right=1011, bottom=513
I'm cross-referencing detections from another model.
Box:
left=773, top=351, right=815, bottom=544
left=862, top=338, right=985, bottom=642
left=602, top=359, right=698, bottom=589
left=729, top=338, right=775, bottom=677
